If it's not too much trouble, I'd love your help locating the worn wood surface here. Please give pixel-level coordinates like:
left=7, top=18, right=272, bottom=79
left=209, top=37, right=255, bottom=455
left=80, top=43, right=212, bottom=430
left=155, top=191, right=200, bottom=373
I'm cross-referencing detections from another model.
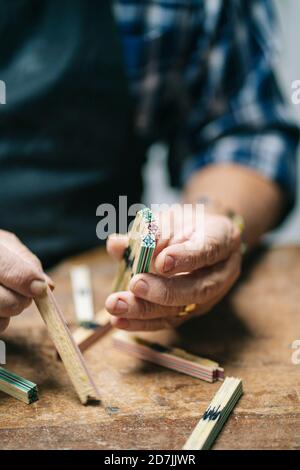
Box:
left=0, top=246, right=299, bottom=450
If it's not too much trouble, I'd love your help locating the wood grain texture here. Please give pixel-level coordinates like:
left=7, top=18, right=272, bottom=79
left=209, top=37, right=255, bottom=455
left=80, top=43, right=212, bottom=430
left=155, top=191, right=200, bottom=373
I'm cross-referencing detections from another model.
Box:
left=0, top=246, right=299, bottom=449
left=34, top=290, right=100, bottom=405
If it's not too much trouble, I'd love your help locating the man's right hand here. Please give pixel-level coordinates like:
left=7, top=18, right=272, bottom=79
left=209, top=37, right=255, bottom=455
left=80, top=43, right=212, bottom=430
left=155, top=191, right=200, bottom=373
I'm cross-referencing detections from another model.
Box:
left=0, top=230, right=54, bottom=332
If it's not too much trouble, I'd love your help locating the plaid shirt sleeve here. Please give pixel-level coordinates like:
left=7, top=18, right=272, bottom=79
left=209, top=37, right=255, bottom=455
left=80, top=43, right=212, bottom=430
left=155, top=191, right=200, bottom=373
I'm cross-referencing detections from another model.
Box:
left=183, top=0, right=299, bottom=207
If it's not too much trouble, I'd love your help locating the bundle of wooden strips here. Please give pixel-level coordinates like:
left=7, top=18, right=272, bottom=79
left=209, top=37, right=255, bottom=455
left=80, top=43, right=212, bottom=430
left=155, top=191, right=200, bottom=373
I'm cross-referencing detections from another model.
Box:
left=73, top=208, right=158, bottom=352
left=112, top=207, right=158, bottom=291
left=0, top=367, right=38, bottom=404
left=113, top=332, right=224, bottom=382
left=183, top=377, right=243, bottom=450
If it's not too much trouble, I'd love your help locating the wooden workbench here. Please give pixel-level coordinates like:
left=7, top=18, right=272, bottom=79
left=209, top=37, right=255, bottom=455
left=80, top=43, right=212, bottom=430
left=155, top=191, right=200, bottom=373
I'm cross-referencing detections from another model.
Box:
left=0, top=246, right=299, bottom=450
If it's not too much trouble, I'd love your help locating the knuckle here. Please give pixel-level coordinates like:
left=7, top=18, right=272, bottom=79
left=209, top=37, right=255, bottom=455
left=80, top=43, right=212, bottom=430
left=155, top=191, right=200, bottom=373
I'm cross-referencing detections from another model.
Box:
left=6, top=265, right=26, bottom=285
left=200, top=280, right=218, bottom=302
left=160, top=281, right=175, bottom=305
left=1, top=304, right=16, bottom=317
left=0, top=290, right=30, bottom=317
left=1, top=299, right=21, bottom=316
left=205, top=240, right=220, bottom=264
left=5, top=260, right=37, bottom=288
left=137, top=300, right=151, bottom=319
left=188, top=253, right=199, bottom=270
left=10, top=303, right=23, bottom=316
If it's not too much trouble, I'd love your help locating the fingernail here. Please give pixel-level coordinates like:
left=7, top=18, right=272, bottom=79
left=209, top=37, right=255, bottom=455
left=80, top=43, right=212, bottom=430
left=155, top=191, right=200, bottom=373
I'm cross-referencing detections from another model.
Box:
left=30, top=280, right=47, bottom=296
left=114, top=299, right=128, bottom=313
left=163, top=255, right=175, bottom=272
left=106, top=295, right=128, bottom=313
left=132, top=279, right=148, bottom=296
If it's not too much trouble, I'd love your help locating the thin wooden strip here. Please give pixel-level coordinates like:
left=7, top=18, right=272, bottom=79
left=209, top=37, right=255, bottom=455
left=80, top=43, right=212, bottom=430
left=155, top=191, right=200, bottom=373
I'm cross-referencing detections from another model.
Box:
left=182, top=377, right=243, bottom=450
left=72, top=308, right=112, bottom=353
left=70, top=265, right=94, bottom=323
left=0, top=367, right=38, bottom=404
left=35, top=288, right=100, bottom=405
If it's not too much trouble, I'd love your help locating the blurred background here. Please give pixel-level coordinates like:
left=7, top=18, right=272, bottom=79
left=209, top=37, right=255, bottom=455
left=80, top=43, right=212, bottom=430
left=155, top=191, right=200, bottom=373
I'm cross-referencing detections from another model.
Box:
left=143, top=0, right=300, bottom=245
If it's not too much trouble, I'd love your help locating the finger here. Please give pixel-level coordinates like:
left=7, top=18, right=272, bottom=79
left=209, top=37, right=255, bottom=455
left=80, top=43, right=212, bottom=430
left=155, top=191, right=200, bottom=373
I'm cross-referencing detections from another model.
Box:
left=105, top=291, right=182, bottom=319
left=114, top=275, right=240, bottom=332
left=152, top=206, right=193, bottom=258
left=130, top=251, right=241, bottom=306
left=110, top=315, right=183, bottom=332
left=0, top=231, right=52, bottom=289
left=0, top=230, right=43, bottom=270
left=154, top=216, right=240, bottom=275
left=0, top=317, right=9, bottom=332
left=106, top=234, right=129, bottom=261
left=0, top=285, right=32, bottom=317
left=0, top=244, right=47, bottom=297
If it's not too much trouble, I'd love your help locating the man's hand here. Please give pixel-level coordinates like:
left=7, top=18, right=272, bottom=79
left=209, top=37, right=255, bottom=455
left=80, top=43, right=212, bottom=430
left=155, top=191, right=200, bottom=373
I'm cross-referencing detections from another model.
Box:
left=105, top=207, right=241, bottom=331
left=0, top=230, right=53, bottom=332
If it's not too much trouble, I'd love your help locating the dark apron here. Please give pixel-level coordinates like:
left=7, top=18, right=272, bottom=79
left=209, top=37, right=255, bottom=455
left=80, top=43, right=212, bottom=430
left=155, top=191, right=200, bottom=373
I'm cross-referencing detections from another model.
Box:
left=0, top=0, right=145, bottom=267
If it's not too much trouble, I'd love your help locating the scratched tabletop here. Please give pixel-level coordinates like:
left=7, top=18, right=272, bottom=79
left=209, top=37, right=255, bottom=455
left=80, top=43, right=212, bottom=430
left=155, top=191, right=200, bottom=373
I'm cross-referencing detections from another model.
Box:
left=0, top=246, right=299, bottom=450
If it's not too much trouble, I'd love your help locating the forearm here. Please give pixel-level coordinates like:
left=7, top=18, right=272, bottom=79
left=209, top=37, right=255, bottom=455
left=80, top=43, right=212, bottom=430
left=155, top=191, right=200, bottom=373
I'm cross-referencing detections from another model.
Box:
left=183, top=163, right=286, bottom=247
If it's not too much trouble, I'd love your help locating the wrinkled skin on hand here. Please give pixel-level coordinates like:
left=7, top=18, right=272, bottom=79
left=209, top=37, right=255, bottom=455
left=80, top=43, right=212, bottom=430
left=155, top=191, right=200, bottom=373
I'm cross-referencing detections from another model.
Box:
left=106, top=206, right=241, bottom=331
left=0, top=230, right=54, bottom=332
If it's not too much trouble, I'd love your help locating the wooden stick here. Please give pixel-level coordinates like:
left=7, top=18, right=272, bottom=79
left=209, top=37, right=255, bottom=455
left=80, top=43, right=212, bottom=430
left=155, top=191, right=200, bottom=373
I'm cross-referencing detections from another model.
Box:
left=72, top=308, right=112, bottom=353
left=182, top=377, right=243, bottom=450
left=113, top=332, right=224, bottom=382
left=0, top=367, right=38, bottom=404
left=73, top=208, right=158, bottom=353
left=35, top=288, right=100, bottom=405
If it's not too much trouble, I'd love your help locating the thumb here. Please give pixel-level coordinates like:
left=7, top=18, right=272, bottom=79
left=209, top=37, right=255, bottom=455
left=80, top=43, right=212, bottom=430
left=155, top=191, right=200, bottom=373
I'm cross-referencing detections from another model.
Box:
left=0, top=243, right=47, bottom=297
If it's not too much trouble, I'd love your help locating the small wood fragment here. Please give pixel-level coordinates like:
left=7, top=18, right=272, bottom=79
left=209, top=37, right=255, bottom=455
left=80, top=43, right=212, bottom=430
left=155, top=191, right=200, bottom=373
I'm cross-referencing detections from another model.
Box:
left=35, top=288, right=100, bottom=405
left=0, top=367, right=38, bottom=404
left=183, top=377, right=243, bottom=450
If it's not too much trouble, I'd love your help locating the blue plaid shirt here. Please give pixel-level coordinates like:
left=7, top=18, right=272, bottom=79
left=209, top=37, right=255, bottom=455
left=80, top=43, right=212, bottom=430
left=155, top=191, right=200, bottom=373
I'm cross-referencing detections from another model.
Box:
left=114, top=0, right=299, bottom=204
